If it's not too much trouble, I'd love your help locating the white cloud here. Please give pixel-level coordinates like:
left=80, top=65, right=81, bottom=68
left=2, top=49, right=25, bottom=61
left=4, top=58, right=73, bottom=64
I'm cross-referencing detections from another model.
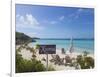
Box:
left=42, top=20, right=57, bottom=25
left=16, top=14, right=44, bottom=30
left=75, top=9, right=84, bottom=19
left=25, top=32, right=38, bottom=37
left=59, top=16, right=65, bottom=21
left=42, top=16, right=65, bottom=25
left=50, top=21, right=57, bottom=24
left=68, top=8, right=84, bottom=19
left=26, top=14, right=39, bottom=25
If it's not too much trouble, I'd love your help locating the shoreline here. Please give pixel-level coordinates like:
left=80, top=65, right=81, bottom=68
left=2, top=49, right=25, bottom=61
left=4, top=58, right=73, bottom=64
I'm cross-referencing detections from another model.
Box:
left=16, top=45, right=94, bottom=70
left=28, top=42, right=94, bottom=54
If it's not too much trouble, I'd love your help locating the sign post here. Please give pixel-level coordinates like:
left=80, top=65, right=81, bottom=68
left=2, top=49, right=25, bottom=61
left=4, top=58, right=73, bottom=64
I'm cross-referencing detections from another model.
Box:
left=46, top=53, right=48, bottom=71
left=39, top=45, right=56, bottom=71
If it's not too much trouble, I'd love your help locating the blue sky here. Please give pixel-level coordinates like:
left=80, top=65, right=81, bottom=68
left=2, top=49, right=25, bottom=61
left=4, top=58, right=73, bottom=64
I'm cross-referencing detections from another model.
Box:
left=16, top=4, right=94, bottom=39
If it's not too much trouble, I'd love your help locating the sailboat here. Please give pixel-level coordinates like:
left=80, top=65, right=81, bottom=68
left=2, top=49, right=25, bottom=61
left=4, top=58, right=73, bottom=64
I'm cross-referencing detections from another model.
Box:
left=69, top=37, right=74, bottom=53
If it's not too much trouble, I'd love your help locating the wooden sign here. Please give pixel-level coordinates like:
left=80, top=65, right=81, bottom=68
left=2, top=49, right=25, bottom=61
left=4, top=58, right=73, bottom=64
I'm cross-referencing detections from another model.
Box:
left=39, top=45, right=56, bottom=54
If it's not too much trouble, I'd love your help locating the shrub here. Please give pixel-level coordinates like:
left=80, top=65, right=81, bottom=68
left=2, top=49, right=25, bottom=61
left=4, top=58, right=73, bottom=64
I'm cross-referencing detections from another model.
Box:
left=76, top=54, right=94, bottom=69
left=35, top=44, right=40, bottom=49
left=16, top=51, right=45, bottom=73
left=84, top=57, right=94, bottom=68
left=48, top=65, right=55, bottom=71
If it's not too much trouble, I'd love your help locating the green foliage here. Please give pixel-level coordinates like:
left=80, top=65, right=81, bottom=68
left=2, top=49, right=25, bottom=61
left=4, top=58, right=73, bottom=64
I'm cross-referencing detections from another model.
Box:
left=26, top=46, right=35, bottom=53
left=84, top=57, right=94, bottom=68
left=76, top=54, right=94, bottom=69
left=16, top=44, right=56, bottom=73
left=48, top=65, right=55, bottom=71
left=16, top=48, right=21, bottom=52
left=26, top=46, right=37, bottom=59
left=16, top=51, right=45, bottom=73
left=35, top=44, right=40, bottom=49
left=16, top=32, right=35, bottom=45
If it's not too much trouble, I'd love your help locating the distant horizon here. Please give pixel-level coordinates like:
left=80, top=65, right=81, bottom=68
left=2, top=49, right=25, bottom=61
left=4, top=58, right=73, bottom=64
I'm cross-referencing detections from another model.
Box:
left=36, top=38, right=94, bottom=39
left=16, top=4, right=94, bottom=39
left=16, top=31, right=94, bottom=40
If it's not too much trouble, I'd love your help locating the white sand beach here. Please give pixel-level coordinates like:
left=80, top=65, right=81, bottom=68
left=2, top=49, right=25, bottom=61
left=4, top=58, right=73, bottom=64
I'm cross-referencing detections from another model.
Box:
left=16, top=45, right=94, bottom=71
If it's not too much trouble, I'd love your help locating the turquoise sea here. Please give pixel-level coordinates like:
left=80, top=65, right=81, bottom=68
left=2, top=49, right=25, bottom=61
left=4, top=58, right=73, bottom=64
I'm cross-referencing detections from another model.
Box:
left=29, top=39, right=94, bottom=53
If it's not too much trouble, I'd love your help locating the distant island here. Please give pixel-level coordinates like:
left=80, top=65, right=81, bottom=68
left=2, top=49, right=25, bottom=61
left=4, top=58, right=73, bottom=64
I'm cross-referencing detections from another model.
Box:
left=32, top=37, right=40, bottom=39
left=16, top=32, right=38, bottom=45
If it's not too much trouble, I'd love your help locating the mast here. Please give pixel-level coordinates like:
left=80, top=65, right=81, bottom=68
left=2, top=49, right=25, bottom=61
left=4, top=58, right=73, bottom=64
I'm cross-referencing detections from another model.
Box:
left=69, top=37, right=74, bottom=53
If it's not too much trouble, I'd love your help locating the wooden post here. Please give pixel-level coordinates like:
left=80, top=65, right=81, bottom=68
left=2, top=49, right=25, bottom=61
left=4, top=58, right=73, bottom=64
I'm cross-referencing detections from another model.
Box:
left=46, top=53, right=48, bottom=71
